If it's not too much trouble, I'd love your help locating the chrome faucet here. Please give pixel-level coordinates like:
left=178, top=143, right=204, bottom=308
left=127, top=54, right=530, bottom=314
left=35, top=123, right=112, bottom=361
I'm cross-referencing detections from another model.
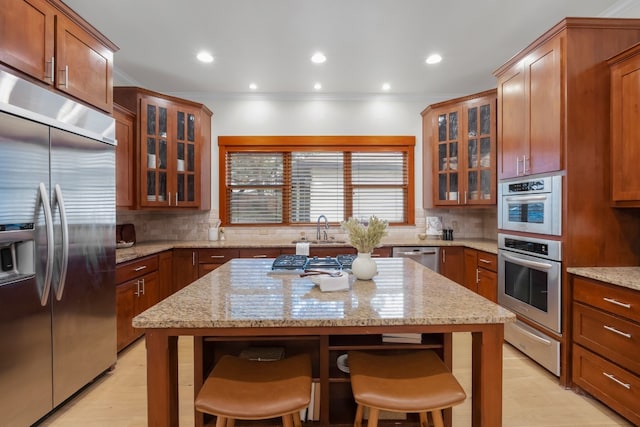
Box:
left=316, top=215, right=329, bottom=241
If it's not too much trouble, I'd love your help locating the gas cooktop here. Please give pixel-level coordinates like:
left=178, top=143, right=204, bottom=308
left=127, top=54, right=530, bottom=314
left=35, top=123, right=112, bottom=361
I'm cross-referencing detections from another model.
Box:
left=271, top=254, right=356, bottom=271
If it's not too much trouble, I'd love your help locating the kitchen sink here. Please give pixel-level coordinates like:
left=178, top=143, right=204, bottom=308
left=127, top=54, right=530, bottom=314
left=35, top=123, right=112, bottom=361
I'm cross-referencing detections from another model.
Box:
left=291, top=239, right=347, bottom=244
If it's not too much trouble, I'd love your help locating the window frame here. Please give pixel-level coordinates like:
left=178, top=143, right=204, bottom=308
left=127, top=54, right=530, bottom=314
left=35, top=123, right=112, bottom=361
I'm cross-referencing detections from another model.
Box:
left=218, top=136, right=415, bottom=226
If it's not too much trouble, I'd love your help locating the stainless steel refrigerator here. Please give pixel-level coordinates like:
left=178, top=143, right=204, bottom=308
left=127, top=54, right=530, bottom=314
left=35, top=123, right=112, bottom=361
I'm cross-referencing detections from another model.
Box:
left=0, top=70, right=117, bottom=426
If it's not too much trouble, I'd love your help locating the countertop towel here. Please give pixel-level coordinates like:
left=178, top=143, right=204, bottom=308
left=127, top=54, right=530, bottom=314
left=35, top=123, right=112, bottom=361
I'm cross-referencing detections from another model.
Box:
left=296, top=242, right=310, bottom=255
left=318, top=273, right=350, bottom=292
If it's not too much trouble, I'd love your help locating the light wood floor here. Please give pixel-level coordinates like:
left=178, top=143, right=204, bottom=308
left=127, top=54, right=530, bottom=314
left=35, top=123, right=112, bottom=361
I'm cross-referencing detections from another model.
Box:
left=39, top=333, right=632, bottom=427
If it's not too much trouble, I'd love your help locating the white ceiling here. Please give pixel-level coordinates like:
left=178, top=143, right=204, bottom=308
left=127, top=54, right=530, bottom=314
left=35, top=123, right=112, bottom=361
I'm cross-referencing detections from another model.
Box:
left=64, top=0, right=638, bottom=99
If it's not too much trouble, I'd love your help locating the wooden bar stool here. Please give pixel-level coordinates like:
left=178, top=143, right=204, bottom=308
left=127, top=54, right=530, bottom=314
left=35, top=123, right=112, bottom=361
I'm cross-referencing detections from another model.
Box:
left=195, top=353, right=312, bottom=427
left=348, top=350, right=466, bottom=427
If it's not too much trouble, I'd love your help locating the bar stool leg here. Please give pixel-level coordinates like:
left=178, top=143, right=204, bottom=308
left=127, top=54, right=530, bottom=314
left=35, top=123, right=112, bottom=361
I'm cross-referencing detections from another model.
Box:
left=293, top=411, right=302, bottom=427
left=354, top=404, right=364, bottom=427
left=367, top=407, right=380, bottom=427
left=282, top=413, right=294, bottom=427
left=215, top=416, right=227, bottom=427
left=431, top=410, right=445, bottom=427
left=419, top=412, right=428, bottom=427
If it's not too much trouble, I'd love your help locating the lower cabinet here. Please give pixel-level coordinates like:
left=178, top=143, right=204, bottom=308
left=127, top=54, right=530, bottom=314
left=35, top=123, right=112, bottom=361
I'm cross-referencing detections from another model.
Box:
left=571, top=275, right=640, bottom=425
left=173, top=248, right=199, bottom=291
left=115, top=254, right=160, bottom=352
left=198, top=248, right=239, bottom=277
left=463, top=249, right=497, bottom=302
left=440, top=246, right=464, bottom=285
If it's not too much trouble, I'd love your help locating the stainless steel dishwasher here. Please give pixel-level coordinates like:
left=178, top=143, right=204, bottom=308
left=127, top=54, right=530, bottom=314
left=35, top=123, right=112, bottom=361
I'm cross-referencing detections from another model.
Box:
left=391, top=246, right=440, bottom=273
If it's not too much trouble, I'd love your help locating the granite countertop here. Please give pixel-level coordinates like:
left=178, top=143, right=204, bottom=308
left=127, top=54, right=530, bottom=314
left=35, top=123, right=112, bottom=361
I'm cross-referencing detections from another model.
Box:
left=132, top=257, right=515, bottom=329
left=116, top=238, right=498, bottom=264
left=567, top=266, right=640, bottom=292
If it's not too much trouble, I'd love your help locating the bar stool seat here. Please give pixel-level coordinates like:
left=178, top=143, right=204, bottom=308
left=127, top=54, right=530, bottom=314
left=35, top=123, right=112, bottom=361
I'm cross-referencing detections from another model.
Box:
left=195, top=353, right=311, bottom=427
left=348, top=350, right=466, bottom=427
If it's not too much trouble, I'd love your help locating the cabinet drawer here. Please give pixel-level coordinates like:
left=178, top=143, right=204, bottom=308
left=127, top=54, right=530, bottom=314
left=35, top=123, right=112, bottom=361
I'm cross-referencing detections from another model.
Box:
left=116, top=255, right=159, bottom=283
left=573, top=303, right=640, bottom=373
left=198, top=248, right=239, bottom=264
left=572, top=345, right=640, bottom=426
left=573, top=277, right=640, bottom=323
left=238, top=248, right=280, bottom=258
left=476, top=251, right=497, bottom=272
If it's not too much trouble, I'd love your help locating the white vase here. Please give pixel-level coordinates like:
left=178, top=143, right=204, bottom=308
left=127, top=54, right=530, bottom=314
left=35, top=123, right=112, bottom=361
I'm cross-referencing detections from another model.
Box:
left=351, top=252, right=377, bottom=280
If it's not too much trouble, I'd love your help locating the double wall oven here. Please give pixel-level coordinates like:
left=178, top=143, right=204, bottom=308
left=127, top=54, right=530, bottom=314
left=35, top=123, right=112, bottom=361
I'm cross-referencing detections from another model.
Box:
left=497, top=174, right=563, bottom=376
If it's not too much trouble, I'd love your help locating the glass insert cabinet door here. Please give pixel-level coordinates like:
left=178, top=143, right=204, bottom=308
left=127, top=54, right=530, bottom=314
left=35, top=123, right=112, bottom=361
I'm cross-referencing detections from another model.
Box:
left=141, top=98, right=169, bottom=206
left=174, top=106, right=199, bottom=207
left=466, top=99, right=495, bottom=204
left=435, top=107, right=461, bottom=204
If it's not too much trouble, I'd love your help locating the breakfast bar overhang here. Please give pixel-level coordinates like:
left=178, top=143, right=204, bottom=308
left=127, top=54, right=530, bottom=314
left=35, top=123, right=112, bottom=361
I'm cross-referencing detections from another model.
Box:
left=134, top=258, right=516, bottom=427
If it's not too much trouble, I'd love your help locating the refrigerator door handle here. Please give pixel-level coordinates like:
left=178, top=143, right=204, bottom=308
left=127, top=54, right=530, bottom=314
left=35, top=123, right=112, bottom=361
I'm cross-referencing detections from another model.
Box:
left=53, top=184, right=70, bottom=301
left=36, top=182, right=55, bottom=306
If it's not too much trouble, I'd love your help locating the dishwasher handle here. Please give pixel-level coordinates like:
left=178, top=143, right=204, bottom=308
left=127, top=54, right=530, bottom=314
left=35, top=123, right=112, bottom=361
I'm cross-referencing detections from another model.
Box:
left=395, top=250, right=437, bottom=256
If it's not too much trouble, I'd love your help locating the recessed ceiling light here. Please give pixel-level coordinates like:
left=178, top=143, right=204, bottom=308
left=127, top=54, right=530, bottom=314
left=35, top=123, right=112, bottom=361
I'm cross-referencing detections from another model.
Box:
left=426, top=54, right=442, bottom=65
left=197, top=51, right=214, bottom=63
left=249, top=83, right=258, bottom=90
left=314, top=82, right=322, bottom=90
left=311, top=52, right=326, bottom=64
left=382, top=83, right=391, bottom=91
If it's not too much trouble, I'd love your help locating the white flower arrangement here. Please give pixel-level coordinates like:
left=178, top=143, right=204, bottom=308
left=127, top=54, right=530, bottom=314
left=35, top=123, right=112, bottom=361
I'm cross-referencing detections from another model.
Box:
left=341, top=216, right=388, bottom=253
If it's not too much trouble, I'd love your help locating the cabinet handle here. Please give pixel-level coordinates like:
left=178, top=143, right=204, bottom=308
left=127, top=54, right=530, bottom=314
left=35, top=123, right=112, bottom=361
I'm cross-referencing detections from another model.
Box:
left=475, top=268, right=479, bottom=284
left=603, top=297, right=631, bottom=309
left=58, top=65, right=68, bottom=88
left=175, top=193, right=178, bottom=206
left=442, top=249, right=446, bottom=264
left=135, top=279, right=144, bottom=296
left=371, top=253, right=382, bottom=257
left=168, top=192, right=171, bottom=206
left=140, top=278, right=145, bottom=296
left=523, top=155, right=529, bottom=175
left=252, top=254, right=268, bottom=258
left=516, top=157, right=520, bottom=176
left=210, top=255, right=225, bottom=259
left=464, top=191, right=467, bottom=204
left=602, top=372, right=631, bottom=390
left=603, top=325, right=632, bottom=339
left=192, top=252, right=196, bottom=266
left=478, top=258, right=492, bottom=264
left=45, top=57, right=55, bottom=83
left=133, top=265, right=147, bottom=272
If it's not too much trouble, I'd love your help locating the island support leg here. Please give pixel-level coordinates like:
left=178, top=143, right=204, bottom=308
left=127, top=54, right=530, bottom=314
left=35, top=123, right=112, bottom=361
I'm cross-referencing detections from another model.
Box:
left=471, top=325, right=504, bottom=427
left=145, top=330, right=179, bottom=427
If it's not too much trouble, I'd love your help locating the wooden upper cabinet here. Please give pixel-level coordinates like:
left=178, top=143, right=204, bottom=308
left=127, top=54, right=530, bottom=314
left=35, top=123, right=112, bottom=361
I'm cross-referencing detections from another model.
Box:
left=114, top=104, right=135, bottom=208
left=114, top=87, right=213, bottom=210
left=422, top=89, right=497, bottom=207
left=54, top=12, right=114, bottom=112
left=608, top=42, right=640, bottom=207
left=0, top=0, right=117, bottom=112
left=0, top=0, right=55, bottom=83
left=496, top=35, right=562, bottom=179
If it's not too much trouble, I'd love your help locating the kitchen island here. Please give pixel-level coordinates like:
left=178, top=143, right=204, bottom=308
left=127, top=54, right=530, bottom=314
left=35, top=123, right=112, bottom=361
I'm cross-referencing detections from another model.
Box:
left=133, top=257, right=515, bottom=427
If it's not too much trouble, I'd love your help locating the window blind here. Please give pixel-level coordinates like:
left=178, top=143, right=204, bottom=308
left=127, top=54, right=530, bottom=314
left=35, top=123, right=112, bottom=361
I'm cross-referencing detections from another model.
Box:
left=221, top=136, right=414, bottom=226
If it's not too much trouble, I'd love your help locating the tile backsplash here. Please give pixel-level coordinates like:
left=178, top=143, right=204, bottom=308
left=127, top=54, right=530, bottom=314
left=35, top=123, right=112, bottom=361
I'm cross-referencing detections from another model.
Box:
left=117, top=207, right=497, bottom=243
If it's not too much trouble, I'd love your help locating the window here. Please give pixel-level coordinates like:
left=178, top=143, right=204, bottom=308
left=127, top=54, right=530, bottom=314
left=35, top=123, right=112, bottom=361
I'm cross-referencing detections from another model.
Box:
left=219, top=136, right=415, bottom=225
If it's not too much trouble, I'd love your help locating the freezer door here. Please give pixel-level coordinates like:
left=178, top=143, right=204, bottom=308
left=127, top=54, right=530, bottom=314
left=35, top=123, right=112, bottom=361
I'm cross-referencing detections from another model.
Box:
left=0, top=112, right=54, bottom=426
left=50, top=128, right=116, bottom=406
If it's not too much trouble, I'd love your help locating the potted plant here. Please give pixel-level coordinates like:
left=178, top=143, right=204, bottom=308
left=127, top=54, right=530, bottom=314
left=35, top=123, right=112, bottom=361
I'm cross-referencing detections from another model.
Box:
left=341, top=216, right=388, bottom=280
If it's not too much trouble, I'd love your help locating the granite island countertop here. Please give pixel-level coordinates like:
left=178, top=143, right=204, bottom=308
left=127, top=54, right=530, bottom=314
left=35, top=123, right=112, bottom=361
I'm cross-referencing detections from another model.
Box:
left=116, top=238, right=498, bottom=264
left=567, top=266, right=640, bottom=292
left=133, top=257, right=515, bottom=329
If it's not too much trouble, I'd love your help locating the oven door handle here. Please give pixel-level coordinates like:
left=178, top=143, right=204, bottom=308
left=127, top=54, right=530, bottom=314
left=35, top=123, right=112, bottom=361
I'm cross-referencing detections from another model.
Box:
left=512, top=322, right=552, bottom=346
left=504, top=195, right=548, bottom=202
left=502, top=253, right=554, bottom=270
